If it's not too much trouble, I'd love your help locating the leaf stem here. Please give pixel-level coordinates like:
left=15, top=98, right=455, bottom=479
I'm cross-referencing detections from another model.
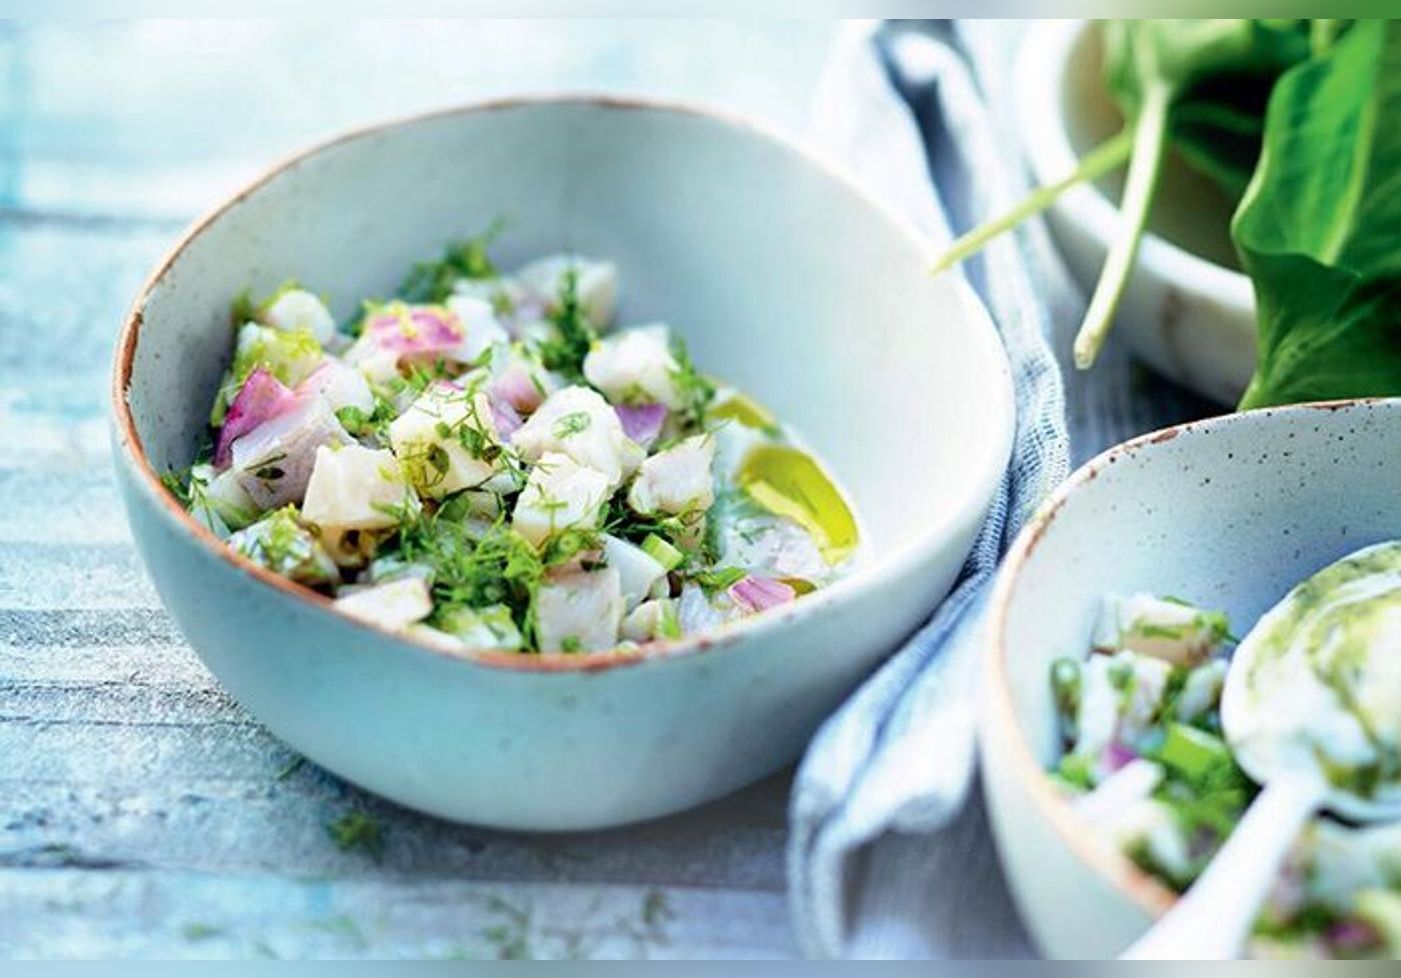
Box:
left=1072, top=82, right=1173, bottom=370
left=1311, top=19, right=1342, bottom=57
left=930, top=128, right=1134, bottom=274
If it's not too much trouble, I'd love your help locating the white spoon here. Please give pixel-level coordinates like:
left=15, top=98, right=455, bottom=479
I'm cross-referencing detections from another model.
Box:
left=1125, top=541, right=1401, bottom=960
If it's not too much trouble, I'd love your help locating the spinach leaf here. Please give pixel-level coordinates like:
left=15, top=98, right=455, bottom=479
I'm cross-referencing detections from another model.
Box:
left=1234, top=19, right=1401, bottom=408
left=1071, top=19, right=1311, bottom=368
left=1170, top=74, right=1275, bottom=200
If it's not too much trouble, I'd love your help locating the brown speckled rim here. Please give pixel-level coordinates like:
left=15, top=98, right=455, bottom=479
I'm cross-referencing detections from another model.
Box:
left=985, top=397, right=1393, bottom=922
left=111, top=93, right=1016, bottom=675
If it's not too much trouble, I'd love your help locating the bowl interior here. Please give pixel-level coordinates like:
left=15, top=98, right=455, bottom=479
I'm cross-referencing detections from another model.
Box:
left=995, top=400, right=1401, bottom=904
left=124, top=98, right=1012, bottom=573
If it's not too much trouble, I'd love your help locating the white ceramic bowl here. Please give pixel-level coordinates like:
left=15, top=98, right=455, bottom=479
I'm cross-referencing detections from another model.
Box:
left=982, top=397, right=1401, bottom=958
left=112, top=96, right=1014, bottom=831
left=1017, top=20, right=1257, bottom=405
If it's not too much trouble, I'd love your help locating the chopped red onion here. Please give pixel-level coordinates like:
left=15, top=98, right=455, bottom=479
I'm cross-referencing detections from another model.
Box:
left=614, top=402, right=667, bottom=447
left=490, top=363, right=545, bottom=413
left=1327, top=919, right=1380, bottom=951
left=215, top=367, right=299, bottom=467
left=366, top=302, right=464, bottom=356
left=1101, top=740, right=1138, bottom=774
left=728, top=575, right=796, bottom=613
left=489, top=395, right=523, bottom=438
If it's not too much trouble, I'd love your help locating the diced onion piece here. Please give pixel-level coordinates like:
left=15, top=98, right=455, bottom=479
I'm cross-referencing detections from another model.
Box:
left=216, top=368, right=299, bottom=467
left=490, top=362, right=549, bottom=414
left=614, top=402, right=667, bottom=448
left=727, top=574, right=795, bottom=613
left=366, top=301, right=465, bottom=357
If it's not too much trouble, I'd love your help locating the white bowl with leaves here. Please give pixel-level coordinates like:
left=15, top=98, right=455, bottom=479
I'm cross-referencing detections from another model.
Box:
left=959, top=19, right=1400, bottom=410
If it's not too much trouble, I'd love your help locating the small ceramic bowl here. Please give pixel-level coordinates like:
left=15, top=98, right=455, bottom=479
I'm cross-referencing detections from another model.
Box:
left=1016, top=20, right=1257, bottom=406
left=982, top=397, right=1401, bottom=958
left=112, top=96, right=1015, bottom=831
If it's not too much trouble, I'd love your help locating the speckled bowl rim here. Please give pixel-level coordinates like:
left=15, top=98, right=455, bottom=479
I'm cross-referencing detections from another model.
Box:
left=112, top=93, right=1016, bottom=676
left=985, top=397, right=1395, bottom=922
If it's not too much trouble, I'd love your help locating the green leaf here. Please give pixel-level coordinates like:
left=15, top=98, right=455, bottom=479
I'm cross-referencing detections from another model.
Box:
left=1073, top=19, right=1312, bottom=368
left=1170, top=76, right=1275, bottom=200
left=1235, top=20, right=1401, bottom=408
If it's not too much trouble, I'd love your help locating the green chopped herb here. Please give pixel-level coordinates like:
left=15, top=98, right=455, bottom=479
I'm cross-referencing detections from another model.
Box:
left=1157, top=722, right=1234, bottom=783
left=641, top=533, right=684, bottom=572
left=536, top=267, right=596, bottom=381
left=327, top=810, right=384, bottom=860
left=553, top=410, right=591, bottom=439
left=693, top=566, right=746, bottom=593
left=398, top=220, right=504, bottom=303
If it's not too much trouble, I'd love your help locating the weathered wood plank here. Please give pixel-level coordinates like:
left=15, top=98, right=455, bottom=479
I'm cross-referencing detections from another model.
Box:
left=0, top=869, right=796, bottom=959
left=0, top=469, right=130, bottom=544
left=0, top=543, right=157, bottom=609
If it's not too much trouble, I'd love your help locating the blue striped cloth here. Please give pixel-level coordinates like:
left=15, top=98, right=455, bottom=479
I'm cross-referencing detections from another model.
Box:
left=789, top=21, right=1220, bottom=958
left=788, top=21, right=1077, bottom=959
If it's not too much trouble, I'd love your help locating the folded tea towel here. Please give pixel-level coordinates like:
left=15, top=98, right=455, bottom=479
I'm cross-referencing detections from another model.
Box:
left=787, top=20, right=1082, bottom=959
left=789, top=19, right=1225, bottom=957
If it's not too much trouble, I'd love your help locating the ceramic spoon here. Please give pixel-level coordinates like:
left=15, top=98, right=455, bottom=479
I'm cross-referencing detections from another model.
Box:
left=1125, top=541, right=1401, bottom=960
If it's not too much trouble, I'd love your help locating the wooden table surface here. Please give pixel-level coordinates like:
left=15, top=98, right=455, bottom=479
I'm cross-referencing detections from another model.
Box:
left=0, top=21, right=840, bottom=958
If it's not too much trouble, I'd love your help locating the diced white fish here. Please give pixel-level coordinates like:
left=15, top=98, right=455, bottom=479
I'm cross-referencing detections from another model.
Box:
left=445, top=294, right=510, bottom=365
left=388, top=382, right=503, bottom=498
left=676, top=582, right=744, bottom=636
left=582, top=324, right=684, bottom=409
left=333, top=577, right=433, bottom=631
left=709, top=418, right=767, bottom=481
left=510, top=385, right=640, bottom=488
left=516, top=254, right=618, bottom=329
left=535, top=567, right=624, bottom=652
left=603, top=534, right=667, bottom=612
left=191, top=463, right=258, bottom=532
left=627, top=434, right=715, bottom=516
left=1094, top=593, right=1228, bottom=666
left=298, top=357, right=374, bottom=415
left=1073, top=758, right=1165, bottom=822
left=232, top=322, right=324, bottom=389
left=262, top=288, right=337, bottom=345
left=1098, top=798, right=1193, bottom=885
left=302, top=444, right=410, bottom=531
left=511, top=452, right=611, bottom=548
left=341, top=332, right=402, bottom=386
left=1175, top=659, right=1228, bottom=723
left=715, top=510, right=827, bottom=582
left=230, top=395, right=350, bottom=510
left=227, top=508, right=338, bottom=586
